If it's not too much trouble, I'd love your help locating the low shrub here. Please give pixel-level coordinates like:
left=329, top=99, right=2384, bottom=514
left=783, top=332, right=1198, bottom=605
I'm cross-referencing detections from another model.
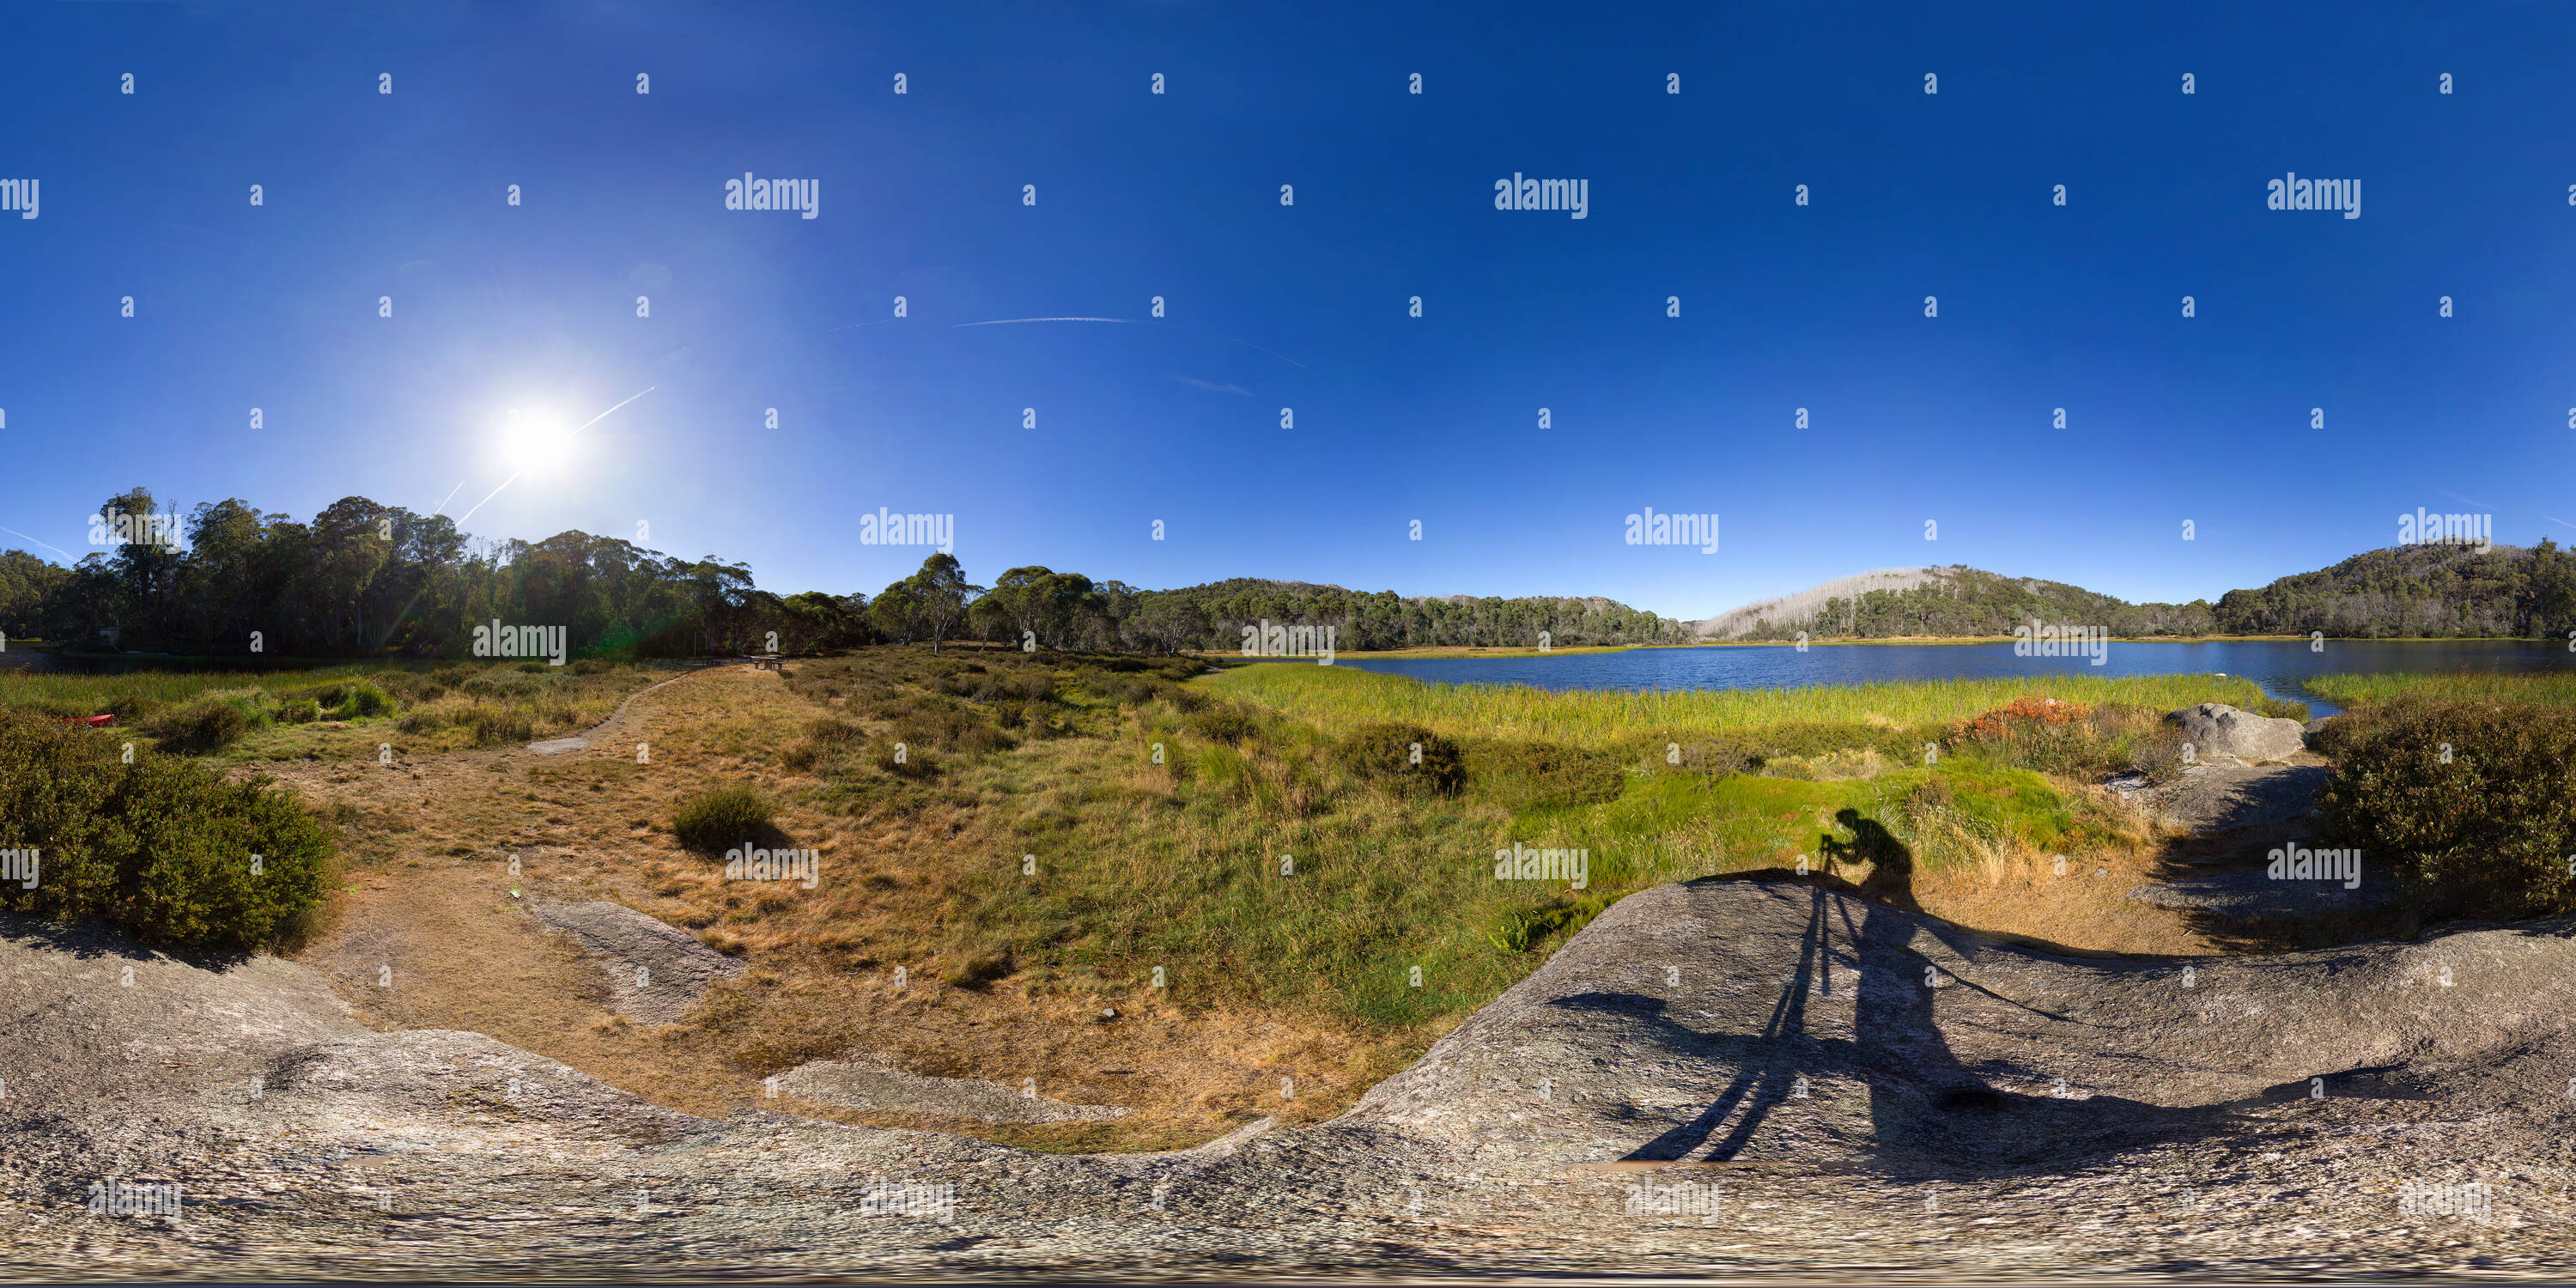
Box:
left=0, top=713, right=336, bottom=952
left=279, top=698, right=322, bottom=725
left=2316, top=699, right=2576, bottom=920
left=464, top=704, right=536, bottom=747
left=1335, top=721, right=1465, bottom=795
left=940, top=943, right=1013, bottom=987
left=1185, top=705, right=1258, bottom=745
left=395, top=709, right=445, bottom=735
left=342, top=683, right=393, bottom=718
left=670, top=786, right=775, bottom=854
left=806, top=716, right=866, bottom=745
left=875, top=738, right=939, bottom=780
left=1467, top=740, right=1625, bottom=810
left=148, top=698, right=251, bottom=754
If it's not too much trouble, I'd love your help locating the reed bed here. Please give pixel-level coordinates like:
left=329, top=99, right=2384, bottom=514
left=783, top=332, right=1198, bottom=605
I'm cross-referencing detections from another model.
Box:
left=1206, top=664, right=2273, bottom=749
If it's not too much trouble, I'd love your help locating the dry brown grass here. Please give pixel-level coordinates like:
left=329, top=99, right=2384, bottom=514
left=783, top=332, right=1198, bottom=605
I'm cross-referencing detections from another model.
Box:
left=283, top=661, right=1392, bottom=1151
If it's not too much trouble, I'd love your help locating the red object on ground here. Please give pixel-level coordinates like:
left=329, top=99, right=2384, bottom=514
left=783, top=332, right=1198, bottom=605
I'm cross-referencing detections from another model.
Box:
left=58, top=714, right=114, bottom=728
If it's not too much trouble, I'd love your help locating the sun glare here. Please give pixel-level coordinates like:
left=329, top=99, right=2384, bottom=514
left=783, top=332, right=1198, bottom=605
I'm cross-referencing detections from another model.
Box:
left=501, top=407, right=575, bottom=476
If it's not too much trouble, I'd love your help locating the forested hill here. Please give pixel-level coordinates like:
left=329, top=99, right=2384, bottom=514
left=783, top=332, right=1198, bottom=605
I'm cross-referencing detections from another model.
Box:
left=2210, top=541, right=2576, bottom=637
left=1133, top=578, right=1688, bottom=651
left=1715, top=565, right=2218, bottom=640
left=1711, top=542, right=2576, bottom=641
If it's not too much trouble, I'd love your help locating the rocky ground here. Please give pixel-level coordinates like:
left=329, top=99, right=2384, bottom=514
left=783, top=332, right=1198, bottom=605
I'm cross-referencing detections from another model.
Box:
left=9, top=874, right=2576, bottom=1280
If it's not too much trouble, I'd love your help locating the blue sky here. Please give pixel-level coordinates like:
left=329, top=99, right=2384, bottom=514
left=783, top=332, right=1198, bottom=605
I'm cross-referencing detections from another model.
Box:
left=1, top=2, right=2569, bottom=621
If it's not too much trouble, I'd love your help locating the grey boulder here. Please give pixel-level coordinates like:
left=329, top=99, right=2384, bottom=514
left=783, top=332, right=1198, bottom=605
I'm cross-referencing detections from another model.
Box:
left=2166, top=702, right=2305, bottom=763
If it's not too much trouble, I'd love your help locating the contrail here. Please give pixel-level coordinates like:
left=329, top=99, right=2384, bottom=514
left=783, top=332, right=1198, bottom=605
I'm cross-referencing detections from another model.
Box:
left=950, top=316, right=1309, bottom=370
left=0, top=525, right=72, bottom=561
left=430, top=479, right=465, bottom=517
left=458, top=386, right=656, bottom=525
left=951, top=317, right=1141, bottom=327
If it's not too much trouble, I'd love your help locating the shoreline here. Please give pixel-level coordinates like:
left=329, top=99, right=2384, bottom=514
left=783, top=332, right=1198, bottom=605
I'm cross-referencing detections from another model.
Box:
left=1235, top=635, right=2572, bottom=660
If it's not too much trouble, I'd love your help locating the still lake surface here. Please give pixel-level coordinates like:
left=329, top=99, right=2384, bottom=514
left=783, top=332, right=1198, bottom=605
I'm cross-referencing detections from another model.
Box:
left=1329, top=641, right=2576, bottom=717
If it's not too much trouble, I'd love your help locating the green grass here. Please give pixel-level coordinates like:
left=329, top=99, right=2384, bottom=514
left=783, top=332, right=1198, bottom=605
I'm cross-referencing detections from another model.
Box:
left=0, top=660, right=671, bottom=760
left=1205, top=664, right=2275, bottom=750
left=0, top=664, right=386, bottom=720
left=837, top=657, right=2155, bottom=1033
left=2306, top=671, right=2576, bottom=708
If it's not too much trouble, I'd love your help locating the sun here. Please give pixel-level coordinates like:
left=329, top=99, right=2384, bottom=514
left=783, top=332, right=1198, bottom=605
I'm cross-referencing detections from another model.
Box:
left=501, top=407, right=576, bottom=476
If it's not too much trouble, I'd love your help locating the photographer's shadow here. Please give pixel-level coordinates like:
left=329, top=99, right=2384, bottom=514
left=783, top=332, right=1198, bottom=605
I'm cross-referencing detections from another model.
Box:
left=1616, top=809, right=2226, bottom=1173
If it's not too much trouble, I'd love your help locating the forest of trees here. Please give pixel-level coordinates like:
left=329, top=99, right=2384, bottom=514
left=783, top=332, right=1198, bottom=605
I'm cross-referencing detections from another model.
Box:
left=1728, top=544, right=2576, bottom=641
left=0, top=489, right=1688, bottom=660
left=2209, top=541, right=2576, bottom=638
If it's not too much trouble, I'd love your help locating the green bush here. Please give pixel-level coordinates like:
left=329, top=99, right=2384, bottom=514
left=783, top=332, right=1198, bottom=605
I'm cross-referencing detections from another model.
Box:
left=1185, top=705, right=1257, bottom=745
left=0, top=714, right=336, bottom=952
left=806, top=716, right=866, bottom=745
left=2316, top=699, right=2576, bottom=920
left=148, top=698, right=251, bottom=754
left=343, top=683, right=393, bottom=718
left=1466, top=740, right=1625, bottom=810
left=1336, top=721, right=1466, bottom=795
left=670, top=786, right=775, bottom=854
left=278, top=698, right=322, bottom=725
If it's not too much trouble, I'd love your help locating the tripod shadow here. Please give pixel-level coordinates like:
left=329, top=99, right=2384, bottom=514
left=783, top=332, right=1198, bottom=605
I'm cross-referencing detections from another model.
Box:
left=1615, top=810, right=2225, bottom=1171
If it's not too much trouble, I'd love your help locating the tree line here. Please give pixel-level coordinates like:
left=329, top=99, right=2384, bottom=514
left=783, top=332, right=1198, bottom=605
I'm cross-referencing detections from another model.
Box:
left=0, top=489, right=1690, bottom=659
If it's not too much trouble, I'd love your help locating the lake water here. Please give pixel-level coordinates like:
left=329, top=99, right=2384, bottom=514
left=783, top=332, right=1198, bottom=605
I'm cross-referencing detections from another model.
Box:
left=1330, top=641, right=2576, bottom=717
